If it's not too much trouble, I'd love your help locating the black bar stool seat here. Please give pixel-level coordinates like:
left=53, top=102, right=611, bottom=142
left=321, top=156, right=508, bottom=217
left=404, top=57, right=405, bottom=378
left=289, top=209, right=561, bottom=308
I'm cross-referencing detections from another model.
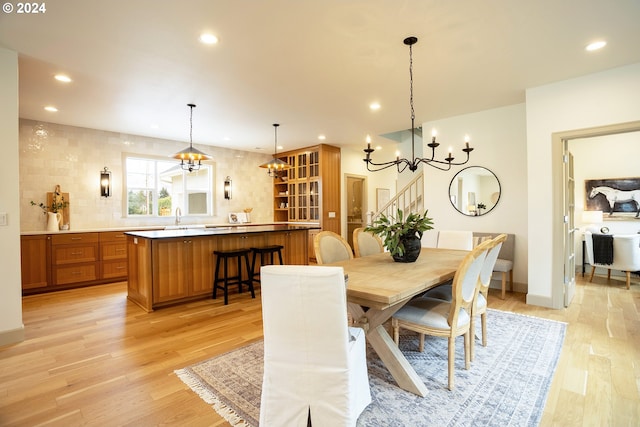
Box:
left=250, top=245, right=284, bottom=284
left=213, top=248, right=254, bottom=305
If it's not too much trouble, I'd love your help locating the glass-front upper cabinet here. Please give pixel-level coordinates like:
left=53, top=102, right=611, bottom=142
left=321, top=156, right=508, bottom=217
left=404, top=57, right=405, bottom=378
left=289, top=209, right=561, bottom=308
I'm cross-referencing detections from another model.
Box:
left=309, top=150, right=319, bottom=178
left=309, top=180, right=320, bottom=221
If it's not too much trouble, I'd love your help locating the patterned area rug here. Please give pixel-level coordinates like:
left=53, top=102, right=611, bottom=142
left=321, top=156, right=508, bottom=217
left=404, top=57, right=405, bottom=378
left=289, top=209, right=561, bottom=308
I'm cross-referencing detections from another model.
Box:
left=175, top=309, right=566, bottom=427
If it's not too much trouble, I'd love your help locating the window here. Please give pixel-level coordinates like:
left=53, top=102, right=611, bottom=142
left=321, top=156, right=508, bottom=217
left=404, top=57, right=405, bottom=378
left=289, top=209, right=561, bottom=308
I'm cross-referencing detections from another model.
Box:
left=125, top=155, right=214, bottom=217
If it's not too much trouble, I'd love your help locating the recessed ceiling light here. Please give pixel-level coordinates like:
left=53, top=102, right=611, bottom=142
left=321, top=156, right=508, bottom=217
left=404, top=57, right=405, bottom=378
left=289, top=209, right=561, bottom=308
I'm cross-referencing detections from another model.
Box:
left=199, top=33, right=219, bottom=44
left=375, top=146, right=382, bottom=151
left=277, top=145, right=284, bottom=150
left=318, top=134, right=326, bottom=140
left=44, top=106, right=58, bottom=112
left=586, top=40, right=606, bottom=51
left=54, top=74, right=72, bottom=83
left=370, top=102, right=381, bottom=111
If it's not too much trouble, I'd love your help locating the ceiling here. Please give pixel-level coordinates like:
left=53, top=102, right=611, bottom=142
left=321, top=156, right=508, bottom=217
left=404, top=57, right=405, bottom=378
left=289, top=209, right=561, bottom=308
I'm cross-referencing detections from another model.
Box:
left=1, top=0, right=639, bottom=154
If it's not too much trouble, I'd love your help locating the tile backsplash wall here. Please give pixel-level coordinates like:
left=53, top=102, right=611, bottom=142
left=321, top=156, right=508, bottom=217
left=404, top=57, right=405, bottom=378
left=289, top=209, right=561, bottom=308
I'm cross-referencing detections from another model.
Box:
left=19, top=119, right=274, bottom=232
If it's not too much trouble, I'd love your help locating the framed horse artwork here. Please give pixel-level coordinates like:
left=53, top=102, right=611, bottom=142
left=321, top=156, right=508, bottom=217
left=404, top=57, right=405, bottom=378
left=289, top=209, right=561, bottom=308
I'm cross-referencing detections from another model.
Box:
left=585, top=177, right=640, bottom=218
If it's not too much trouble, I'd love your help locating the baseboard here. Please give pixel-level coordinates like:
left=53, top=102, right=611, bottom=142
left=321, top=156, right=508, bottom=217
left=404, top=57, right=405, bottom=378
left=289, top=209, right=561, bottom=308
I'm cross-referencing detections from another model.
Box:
left=525, top=293, right=555, bottom=308
left=0, top=325, right=25, bottom=347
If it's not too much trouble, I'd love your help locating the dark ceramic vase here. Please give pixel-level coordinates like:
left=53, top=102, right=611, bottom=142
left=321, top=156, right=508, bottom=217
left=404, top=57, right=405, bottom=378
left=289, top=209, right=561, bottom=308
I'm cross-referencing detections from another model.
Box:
left=392, top=234, right=422, bottom=263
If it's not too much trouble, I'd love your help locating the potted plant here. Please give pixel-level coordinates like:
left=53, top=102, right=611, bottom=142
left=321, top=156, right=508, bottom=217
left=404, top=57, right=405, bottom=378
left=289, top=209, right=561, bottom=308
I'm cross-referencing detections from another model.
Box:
left=365, top=208, right=434, bottom=263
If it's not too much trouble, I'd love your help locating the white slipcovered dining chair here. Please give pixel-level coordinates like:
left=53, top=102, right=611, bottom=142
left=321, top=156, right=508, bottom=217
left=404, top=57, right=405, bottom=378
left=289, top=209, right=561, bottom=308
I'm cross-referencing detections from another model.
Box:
left=584, top=231, right=640, bottom=290
left=314, top=230, right=354, bottom=264
left=391, top=240, right=490, bottom=390
left=423, top=234, right=506, bottom=361
left=259, top=265, right=371, bottom=427
left=436, top=230, right=473, bottom=250
left=353, top=227, right=384, bottom=258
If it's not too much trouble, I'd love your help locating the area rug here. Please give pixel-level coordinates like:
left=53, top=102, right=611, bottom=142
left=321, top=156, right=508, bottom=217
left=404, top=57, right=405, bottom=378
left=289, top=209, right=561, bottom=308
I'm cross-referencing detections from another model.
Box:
left=175, top=309, right=566, bottom=427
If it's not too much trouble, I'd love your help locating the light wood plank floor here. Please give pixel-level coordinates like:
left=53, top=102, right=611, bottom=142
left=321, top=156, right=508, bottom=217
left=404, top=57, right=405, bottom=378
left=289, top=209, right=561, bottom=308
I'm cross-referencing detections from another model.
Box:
left=1, top=274, right=639, bottom=426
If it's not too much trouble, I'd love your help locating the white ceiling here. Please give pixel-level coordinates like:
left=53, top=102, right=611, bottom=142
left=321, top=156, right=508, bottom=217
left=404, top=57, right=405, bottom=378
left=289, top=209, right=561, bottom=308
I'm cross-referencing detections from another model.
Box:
left=1, top=0, right=639, bottom=154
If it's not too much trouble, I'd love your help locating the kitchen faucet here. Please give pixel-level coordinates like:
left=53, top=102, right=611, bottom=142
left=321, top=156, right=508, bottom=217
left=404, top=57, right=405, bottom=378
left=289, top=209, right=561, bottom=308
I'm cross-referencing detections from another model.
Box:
left=175, top=207, right=182, bottom=225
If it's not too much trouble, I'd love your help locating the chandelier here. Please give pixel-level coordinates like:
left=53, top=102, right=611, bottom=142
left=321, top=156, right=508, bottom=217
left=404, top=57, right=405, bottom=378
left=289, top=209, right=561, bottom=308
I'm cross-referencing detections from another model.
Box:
left=363, top=36, right=474, bottom=172
left=259, top=123, right=291, bottom=177
left=172, top=103, right=211, bottom=172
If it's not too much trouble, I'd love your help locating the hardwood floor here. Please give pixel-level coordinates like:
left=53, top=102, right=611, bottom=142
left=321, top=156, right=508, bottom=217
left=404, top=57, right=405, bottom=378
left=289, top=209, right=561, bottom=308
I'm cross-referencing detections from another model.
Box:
left=1, top=274, right=638, bottom=426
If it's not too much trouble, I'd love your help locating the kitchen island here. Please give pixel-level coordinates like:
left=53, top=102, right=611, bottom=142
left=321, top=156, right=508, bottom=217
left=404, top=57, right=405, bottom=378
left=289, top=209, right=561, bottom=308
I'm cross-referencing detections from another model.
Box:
left=125, top=224, right=317, bottom=311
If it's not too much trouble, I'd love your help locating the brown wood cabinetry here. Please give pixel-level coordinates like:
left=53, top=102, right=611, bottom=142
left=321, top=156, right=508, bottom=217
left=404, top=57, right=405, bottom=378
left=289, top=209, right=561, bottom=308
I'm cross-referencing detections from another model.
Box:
left=126, top=226, right=311, bottom=312
left=21, top=230, right=144, bottom=294
left=273, top=144, right=340, bottom=259
left=100, top=231, right=128, bottom=280
left=151, top=236, right=219, bottom=304
left=273, top=144, right=341, bottom=234
left=51, top=233, right=99, bottom=285
left=20, top=235, right=51, bottom=290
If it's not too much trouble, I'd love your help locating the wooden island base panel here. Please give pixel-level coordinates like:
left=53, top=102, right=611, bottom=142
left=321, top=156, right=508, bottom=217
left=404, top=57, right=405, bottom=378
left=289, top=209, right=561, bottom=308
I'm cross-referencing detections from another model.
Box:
left=125, top=225, right=316, bottom=312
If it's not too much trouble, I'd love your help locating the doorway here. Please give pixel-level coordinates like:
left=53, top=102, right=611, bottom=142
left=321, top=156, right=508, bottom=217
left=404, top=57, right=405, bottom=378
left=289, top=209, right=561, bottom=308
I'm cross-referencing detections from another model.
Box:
left=553, top=120, right=640, bottom=308
left=345, top=174, right=367, bottom=249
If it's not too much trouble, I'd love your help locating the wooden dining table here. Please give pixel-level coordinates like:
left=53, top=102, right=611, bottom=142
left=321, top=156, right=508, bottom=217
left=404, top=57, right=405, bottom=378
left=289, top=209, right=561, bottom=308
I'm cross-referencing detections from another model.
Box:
left=330, top=247, right=468, bottom=397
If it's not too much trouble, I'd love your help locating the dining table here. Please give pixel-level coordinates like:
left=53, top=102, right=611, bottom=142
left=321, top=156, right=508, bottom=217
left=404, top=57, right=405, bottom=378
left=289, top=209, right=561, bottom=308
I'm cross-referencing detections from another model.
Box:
left=330, top=247, right=468, bottom=397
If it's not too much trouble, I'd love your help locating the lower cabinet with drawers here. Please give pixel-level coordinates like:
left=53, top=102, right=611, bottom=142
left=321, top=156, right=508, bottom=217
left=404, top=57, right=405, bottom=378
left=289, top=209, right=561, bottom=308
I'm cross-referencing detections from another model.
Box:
left=21, top=230, right=133, bottom=294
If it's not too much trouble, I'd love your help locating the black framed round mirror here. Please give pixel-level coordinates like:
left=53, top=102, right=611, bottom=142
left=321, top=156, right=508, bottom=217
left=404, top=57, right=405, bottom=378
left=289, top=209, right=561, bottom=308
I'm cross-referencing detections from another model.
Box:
left=449, top=166, right=501, bottom=216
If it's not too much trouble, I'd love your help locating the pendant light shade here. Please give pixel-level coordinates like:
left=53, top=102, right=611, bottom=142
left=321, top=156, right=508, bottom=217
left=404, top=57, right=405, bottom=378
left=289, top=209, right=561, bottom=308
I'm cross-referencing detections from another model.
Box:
left=172, top=103, right=211, bottom=172
left=259, top=123, right=291, bottom=178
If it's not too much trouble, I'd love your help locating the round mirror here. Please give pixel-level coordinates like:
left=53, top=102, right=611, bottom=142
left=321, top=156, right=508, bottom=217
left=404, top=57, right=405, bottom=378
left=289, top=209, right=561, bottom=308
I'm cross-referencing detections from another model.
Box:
left=449, top=166, right=501, bottom=216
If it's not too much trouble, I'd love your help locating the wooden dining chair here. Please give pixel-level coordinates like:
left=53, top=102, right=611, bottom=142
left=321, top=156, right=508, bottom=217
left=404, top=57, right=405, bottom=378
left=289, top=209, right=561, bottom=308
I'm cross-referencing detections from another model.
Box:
left=391, top=240, right=490, bottom=390
left=314, top=231, right=354, bottom=265
left=353, top=227, right=384, bottom=258
left=424, top=234, right=506, bottom=361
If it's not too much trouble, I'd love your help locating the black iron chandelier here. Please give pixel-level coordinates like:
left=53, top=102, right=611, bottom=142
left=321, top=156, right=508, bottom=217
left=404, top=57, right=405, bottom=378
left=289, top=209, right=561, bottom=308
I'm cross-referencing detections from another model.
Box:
left=363, top=36, right=474, bottom=172
left=172, top=103, right=211, bottom=172
left=259, top=123, right=291, bottom=177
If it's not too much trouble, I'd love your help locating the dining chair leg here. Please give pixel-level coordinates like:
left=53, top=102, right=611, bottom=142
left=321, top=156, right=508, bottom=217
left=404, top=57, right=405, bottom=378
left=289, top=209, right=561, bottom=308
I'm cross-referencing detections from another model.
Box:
left=418, top=333, right=425, bottom=352
left=448, top=336, right=455, bottom=391
left=626, top=271, right=631, bottom=290
left=589, top=266, right=596, bottom=282
left=481, top=312, right=487, bottom=347
left=392, top=318, right=399, bottom=345
left=464, top=331, right=470, bottom=370
left=501, top=272, right=507, bottom=299
left=607, top=269, right=612, bottom=280
left=470, top=317, right=476, bottom=362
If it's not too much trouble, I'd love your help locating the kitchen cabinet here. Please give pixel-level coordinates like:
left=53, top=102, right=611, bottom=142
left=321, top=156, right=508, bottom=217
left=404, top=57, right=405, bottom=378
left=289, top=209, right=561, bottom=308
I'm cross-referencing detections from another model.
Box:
left=151, top=236, right=221, bottom=304
left=20, top=235, right=51, bottom=290
left=21, top=229, right=156, bottom=294
left=126, top=225, right=312, bottom=311
left=273, top=144, right=341, bottom=257
left=100, top=231, right=128, bottom=280
left=266, top=231, right=309, bottom=265
left=51, top=233, right=99, bottom=286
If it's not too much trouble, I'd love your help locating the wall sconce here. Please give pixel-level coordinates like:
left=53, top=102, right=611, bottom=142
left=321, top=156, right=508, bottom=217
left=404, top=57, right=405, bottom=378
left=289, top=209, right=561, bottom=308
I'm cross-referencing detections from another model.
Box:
left=224, top=176, right=232, bottom=200
left=100, top=167, right=112, bottom=198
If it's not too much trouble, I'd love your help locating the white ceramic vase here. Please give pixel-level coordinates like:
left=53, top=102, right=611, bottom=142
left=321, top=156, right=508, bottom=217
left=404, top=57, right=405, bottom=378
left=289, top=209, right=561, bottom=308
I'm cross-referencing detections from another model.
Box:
left=47, top=211, right=62, bottom=232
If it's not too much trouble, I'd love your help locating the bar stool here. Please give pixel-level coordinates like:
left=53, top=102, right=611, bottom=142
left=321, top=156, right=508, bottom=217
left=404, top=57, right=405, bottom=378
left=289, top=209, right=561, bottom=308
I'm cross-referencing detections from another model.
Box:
left=212, top=248, right=254, bottom=305
left=250, top=245, right=284, bottom=284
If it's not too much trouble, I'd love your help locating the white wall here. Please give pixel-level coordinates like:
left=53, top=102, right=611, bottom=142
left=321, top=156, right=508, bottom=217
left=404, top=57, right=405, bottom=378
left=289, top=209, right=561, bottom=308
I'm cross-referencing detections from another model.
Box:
left=526, top=62, right=640, bottom=307
left=0, top=48, right=24, bottom=346
left=421, top=104, right=529, bottom=288
left=19, top=119, right=275, bottom=231
left=340, top=145, right=398, bottom=236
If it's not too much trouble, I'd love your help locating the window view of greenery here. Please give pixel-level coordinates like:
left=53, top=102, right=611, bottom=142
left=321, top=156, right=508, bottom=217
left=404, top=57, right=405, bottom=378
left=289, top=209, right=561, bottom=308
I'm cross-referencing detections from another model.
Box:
left=126, top=156, right=213, bottom=217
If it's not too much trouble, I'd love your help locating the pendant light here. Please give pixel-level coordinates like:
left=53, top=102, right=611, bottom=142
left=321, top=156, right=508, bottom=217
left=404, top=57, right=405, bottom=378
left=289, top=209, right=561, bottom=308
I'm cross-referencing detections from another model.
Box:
left=259, top=123, right=291, bottom=177
left=172, top=103, right=211, bottom=172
